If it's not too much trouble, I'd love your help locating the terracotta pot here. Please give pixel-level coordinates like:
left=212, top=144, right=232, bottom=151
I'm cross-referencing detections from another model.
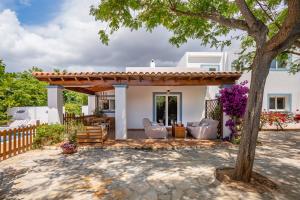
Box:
left=62, top=148, right=77, bottom=154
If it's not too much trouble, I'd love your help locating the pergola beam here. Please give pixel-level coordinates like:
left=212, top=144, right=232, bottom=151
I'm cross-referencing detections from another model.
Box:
left=33, top=71, right=242, bottom=94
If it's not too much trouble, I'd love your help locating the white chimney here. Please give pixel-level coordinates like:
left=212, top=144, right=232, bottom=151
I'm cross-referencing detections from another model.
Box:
left=150, top=59, right=155, bottom=68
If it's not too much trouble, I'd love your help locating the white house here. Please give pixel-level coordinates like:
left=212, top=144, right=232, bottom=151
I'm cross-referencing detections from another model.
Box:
left=31, top=51, right=299, bottom=140
left=33, top=52, right=242, bottom=140
left=176, top=52, right=300, bottom=113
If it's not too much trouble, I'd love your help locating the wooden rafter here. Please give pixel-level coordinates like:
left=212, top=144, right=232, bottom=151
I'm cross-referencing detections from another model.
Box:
left=33, top=71, right=242, bottom=94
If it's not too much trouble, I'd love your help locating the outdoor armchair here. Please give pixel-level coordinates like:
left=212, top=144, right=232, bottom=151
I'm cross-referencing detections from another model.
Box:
left=142, top=118, right=168, bottom=139
left=186, top=119, right=219, bottom=139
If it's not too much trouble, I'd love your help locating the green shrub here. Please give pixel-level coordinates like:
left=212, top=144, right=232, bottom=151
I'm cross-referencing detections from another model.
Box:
left=65, top=103, right=82, bottom=115
left=33, top=124, right=65, bottom=148
left=65, top=121, right=84, bottom=144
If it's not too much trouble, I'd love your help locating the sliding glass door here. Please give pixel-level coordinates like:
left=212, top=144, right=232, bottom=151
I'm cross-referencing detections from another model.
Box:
left=154, top=94, right=180, bottom=126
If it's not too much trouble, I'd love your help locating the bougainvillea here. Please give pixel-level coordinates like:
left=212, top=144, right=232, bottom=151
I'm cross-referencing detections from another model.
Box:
left=220, top=81, right=249, bottom=118
left=220, top=81, right=249, bottom=141
left=260, top=111, right=293, bottom=130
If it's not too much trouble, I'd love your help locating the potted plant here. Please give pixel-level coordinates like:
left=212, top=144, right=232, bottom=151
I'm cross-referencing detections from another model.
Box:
left=60, top=141, right=77, bottom=154
left=60, top=122, right=79, bottom=154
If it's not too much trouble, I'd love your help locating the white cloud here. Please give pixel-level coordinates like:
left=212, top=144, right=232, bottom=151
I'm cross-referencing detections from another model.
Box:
left=19, top=0, right=31, bottom=6
left=0, top=0, right=240, bottom=72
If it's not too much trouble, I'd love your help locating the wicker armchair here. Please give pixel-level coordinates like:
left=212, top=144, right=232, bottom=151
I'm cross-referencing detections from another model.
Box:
left=186, top=119, right=219, bottom=139
left=142, top=118, right=168, bottom=139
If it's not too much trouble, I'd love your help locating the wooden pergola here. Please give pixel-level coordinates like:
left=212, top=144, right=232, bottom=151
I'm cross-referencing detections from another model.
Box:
left=33, top=71, right=242, bottom=95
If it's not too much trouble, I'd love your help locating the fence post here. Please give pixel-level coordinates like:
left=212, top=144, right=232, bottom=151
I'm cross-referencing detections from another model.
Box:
left=18, top=127, right=21, bottom=154
left=26, top=127, right=29, bottom=151
left=13, top=128, right=17, bottom=156
left=22, top=127, right=26, bottom=152
left=8, top=129, right=12, bottom=158
left=30, top=126, right=33, bottom=149
left=3, top=130, right=7, bottom=160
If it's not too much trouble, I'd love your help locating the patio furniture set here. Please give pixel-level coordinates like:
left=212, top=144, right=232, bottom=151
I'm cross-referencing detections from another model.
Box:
left=142, top=118, right=219, bottom=139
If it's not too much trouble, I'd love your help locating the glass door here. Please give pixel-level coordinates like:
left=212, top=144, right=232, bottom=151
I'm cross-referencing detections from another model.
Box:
left=155, top=94, right=180, bottom=126
left=155, top=95, right=166, bottom=125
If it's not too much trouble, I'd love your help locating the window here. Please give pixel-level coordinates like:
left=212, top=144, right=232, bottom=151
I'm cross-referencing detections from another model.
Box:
left=200, top=64, right=220, bottom=71
left=270, top=58, right=290, bottom=70
left=98, top=99, right=115, bottom=111
left=268, top=95, right=290, bottom=111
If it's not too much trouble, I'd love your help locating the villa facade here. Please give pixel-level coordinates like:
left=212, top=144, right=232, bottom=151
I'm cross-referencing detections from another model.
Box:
left=30, top=51, right=299, bottom=140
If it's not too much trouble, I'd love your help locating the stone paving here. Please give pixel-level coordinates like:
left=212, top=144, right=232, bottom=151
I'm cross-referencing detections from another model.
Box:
left=0, top=131, right=299, bottom=200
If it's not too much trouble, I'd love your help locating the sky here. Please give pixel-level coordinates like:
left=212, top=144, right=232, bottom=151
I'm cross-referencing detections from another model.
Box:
left=0, top=0, right=240, bottom=72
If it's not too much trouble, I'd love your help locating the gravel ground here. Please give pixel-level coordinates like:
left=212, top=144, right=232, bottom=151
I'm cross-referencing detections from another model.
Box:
left=0, top=131, right=299, bottom=200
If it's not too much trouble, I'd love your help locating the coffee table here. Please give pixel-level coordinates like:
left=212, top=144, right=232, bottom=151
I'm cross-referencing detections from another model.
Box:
left=172, top=125, right=186, bottom=138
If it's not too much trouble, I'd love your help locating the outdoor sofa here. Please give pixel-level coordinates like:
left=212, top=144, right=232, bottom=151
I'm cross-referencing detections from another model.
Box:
left=142, top=118, right=168, bottom=139
left=186, top=119, right=219, bottom=139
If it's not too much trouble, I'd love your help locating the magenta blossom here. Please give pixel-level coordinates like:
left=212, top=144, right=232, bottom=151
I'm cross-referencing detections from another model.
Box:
left=220, top=81, right=249, bottom=118
left=220, top=81, right=249, bottom=138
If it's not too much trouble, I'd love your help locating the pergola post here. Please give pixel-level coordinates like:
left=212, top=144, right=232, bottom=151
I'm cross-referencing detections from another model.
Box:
left=113, top=84, right=128, bottom=140
left=88, top=95, right=97, bottom=115
left=220, top=84, right=234, bottom=139
left=47, top=85, right=64, bottom=124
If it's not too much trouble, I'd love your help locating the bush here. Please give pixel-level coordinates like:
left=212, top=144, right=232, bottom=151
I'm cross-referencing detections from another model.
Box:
left=260, top=111, right=294, bottom=130
left=65, top=103, right=82, bottom=115
left=65, top=121, right=84, bottom=144
left=33, top=124, right=65, bottom=148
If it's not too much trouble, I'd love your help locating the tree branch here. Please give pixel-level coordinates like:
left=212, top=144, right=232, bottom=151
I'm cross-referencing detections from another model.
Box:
left=235, top=0, right=262, bottom=29
left=266, top=0, right=300, bottom=52
left=285, top=50, right=300, bottom=56
left=255, top=0, right=281, bottom=29
left=168, top=4, right=250, bottom=32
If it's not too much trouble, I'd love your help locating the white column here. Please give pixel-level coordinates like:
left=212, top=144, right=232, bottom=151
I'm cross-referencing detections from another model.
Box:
left=113, top=84, right=127, bottom=140
left=88, top=95, right=96, bottom=115
left=47, top=85, right=64, bottom=124
left=223, top=113, right=231, bottom=139
left=220, top=84, right=234, bottom=139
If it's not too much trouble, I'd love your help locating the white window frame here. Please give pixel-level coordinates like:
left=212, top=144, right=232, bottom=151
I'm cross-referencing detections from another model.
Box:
left=268, top=96, right=287, bottom=111
left=99, top=98, right=115, bottom=111
left=154, top=93, right=181, bottom=126
left=200, top=64, right=220, bottom=71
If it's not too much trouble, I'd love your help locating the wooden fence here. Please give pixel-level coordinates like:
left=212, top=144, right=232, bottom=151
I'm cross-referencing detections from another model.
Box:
left=0, top=125, right=38, bottom=161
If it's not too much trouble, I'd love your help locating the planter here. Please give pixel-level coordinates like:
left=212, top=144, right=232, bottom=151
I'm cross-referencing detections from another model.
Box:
left=60, top=142, right=78, bottom=154
left=62, top=148, right=77, bottom=154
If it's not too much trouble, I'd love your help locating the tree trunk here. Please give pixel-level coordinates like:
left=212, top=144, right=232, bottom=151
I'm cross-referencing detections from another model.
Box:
left=233, top=50, right=273, bottom=182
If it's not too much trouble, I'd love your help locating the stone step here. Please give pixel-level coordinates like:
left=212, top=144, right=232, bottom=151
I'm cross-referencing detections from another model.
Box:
left=78, top=138, right=103, bottom=143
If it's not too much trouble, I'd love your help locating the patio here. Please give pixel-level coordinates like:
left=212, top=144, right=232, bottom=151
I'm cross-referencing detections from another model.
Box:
left=0, top=131, right=299, bottom=200
left=33, top=71, right=242, bottom=141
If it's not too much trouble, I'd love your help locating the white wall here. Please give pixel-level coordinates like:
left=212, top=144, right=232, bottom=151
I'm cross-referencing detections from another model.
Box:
left=240, top=71, right=300, bottom=112
left=127, top=86, right=207, bottom=129
left=7, top=106, right=49, bottom=123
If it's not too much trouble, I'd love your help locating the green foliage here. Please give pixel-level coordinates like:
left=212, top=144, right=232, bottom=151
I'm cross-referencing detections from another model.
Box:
left=91, top=0, right=299, bottom=73
left=209, top=103, right=221, bottom=120
left=0, top=63, right=88, bottom=121
left=65, top=121, right=85, bottom=144
left=65, top=103, right=82, bottom=115
left=0, top=63, right=48, bottom=123
left=33, top=124, right=65, bottom=148
left=64, top=91, right=88, bottom=105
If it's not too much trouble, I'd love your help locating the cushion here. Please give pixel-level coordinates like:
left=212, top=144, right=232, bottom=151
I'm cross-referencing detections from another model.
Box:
left=191, top=122, right=200, bottom=127
left=200, top=122, right=209, bottom=126
left=151, top=122, right=159, bottom=126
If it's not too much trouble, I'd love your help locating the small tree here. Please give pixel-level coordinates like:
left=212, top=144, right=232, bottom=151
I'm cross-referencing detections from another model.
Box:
left=91, top=0, right=300, bottom=182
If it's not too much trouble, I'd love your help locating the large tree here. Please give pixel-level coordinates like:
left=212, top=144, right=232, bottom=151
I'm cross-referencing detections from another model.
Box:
left=91, top=0, right=300, bottom=182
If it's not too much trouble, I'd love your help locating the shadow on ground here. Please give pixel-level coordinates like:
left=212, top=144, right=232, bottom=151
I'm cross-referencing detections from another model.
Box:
left=0, top=131, right=299, bottom=200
